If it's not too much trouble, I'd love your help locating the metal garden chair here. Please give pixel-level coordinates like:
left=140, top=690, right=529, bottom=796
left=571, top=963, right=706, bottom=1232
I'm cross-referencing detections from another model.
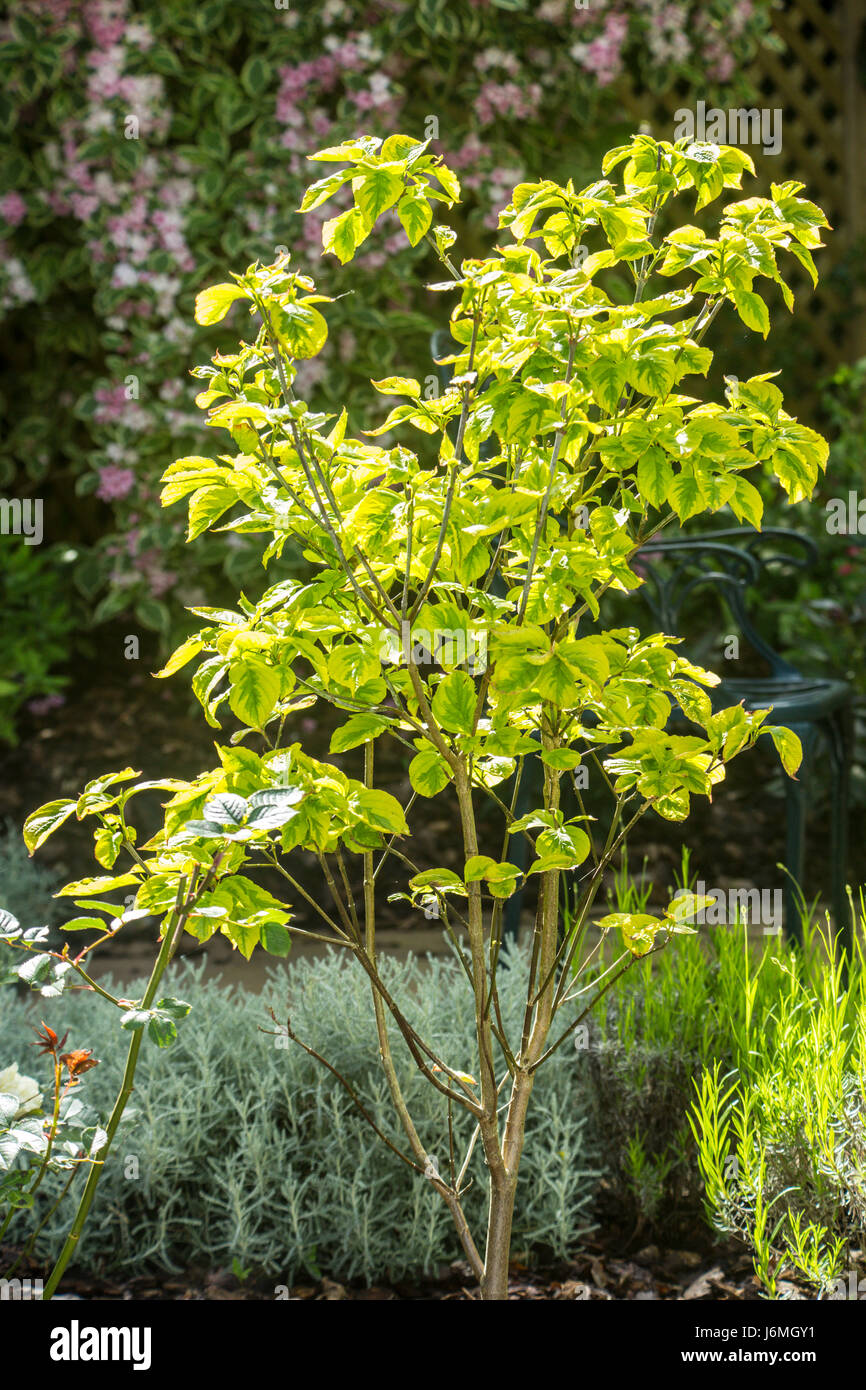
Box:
left=633, top=529, right=853, bottom=948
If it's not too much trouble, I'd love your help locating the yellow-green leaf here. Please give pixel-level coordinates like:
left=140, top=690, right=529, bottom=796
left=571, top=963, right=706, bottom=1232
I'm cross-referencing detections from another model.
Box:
left=322, top=207, right=364, bottom=263
left=22, top=800, right=76, bottom=854
left=398, top=191, right=433, bottom=246
left=194, top=283, right=248, bottom=326
left=228, top=656, right=280, bottom=729
left=764, top=724, right=802, bottom=777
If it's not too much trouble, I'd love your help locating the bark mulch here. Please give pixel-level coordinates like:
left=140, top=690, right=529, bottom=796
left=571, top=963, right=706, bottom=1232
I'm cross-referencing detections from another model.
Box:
left=5, top=1239, right=811, bottom=1301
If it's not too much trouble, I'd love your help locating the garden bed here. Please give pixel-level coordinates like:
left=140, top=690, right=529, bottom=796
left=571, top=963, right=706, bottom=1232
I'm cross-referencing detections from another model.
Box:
left=1, top=1240, right=802, bottom=1302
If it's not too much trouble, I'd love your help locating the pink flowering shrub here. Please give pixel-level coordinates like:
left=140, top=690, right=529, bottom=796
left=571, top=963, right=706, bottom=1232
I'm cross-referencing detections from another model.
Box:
left=0, top=0, right=772, bottom=665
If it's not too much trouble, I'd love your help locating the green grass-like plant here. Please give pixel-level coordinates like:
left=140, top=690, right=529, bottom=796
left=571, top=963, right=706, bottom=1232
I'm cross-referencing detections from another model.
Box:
left=690, top=915, right=866, bottom=1297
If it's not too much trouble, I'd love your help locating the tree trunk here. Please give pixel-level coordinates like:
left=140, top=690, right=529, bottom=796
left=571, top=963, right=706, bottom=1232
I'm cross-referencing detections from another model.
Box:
left=481, top=1176, right=517, bottom=1300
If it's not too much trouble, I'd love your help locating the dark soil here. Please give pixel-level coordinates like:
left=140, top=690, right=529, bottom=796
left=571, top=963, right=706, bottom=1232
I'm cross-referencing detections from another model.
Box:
left=4, top=1235, right=811, bottom=1301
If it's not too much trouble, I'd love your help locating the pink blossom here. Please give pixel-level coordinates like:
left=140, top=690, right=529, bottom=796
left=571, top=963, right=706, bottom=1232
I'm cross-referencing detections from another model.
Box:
left=707, top=49, right=736, bottom=82
left=449, top=133, right=491, bottom=169
left=0, top=192, right=26, bottom=226
left=131, top=548, right=177, bottom=595
left=84, top=0, right=126, bottom=47
left=146, top=569, right=177, bottom=597
left=476, top=80, right=541, bottom=127
left=570, top=36, right=624, bottom=87
left=96, top=465, right=135, bottom=501
left=70, top=192, right=100, bottom=221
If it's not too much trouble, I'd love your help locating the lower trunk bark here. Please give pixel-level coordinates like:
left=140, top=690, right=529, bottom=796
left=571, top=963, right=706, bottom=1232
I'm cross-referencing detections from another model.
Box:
left=480, top=1178, right=517, bottom=1300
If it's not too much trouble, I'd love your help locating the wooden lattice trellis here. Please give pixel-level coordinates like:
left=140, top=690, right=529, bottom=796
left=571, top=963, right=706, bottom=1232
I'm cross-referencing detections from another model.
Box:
left=618, top=0, right=866, bottom=386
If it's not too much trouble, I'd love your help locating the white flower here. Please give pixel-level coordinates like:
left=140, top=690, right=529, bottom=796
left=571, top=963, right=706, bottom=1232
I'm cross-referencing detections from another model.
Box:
left=150, top=273, right=179, bottom=298
left=0, top=1064, right=42, bottom=1119
left=112, top=262, right=139, bottom=288
left=92, top=171, right=119, bottom=202
left=125, top=22, right=153, bottom=49
left=84, top=109, right=114, bottom=134
left=369, top=73, right=391, bottom=101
